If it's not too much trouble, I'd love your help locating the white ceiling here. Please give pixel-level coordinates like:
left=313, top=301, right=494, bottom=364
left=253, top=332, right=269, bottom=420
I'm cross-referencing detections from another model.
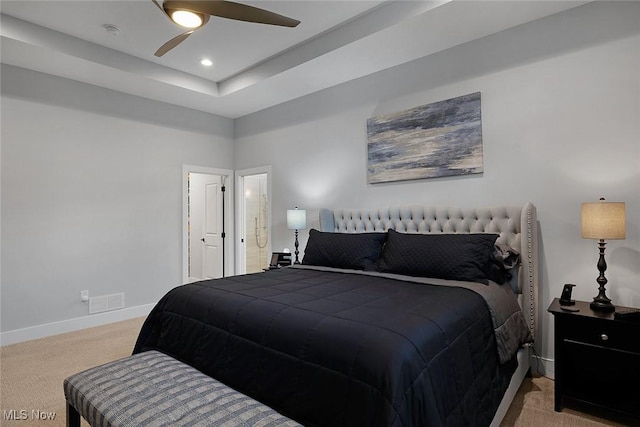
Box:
left=1, top=0, right=588, bottom=119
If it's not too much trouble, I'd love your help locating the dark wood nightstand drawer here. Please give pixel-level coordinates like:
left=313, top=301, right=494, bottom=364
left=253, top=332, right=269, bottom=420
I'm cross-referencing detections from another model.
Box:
left=560, top=315, right=640, bottom=353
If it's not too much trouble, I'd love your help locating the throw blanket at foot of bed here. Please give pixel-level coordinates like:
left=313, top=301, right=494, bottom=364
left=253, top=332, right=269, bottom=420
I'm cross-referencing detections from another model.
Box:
left=63, top=350, right=300, bottom=427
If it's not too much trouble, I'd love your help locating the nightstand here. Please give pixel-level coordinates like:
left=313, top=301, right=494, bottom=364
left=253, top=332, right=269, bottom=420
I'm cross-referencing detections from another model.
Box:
left=548, top=298, right=640, bottom=422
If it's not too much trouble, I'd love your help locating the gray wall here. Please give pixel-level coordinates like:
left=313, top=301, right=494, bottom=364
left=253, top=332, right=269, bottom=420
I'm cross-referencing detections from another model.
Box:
left=1, top=65, right=234, bottom=334
left=234, top=2, right=640, bottom=368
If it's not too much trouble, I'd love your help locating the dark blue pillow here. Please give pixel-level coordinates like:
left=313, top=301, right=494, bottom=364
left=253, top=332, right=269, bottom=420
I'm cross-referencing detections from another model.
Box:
left=377, top=230, right=499, bottom=284
left=302, top=229, right=387, bottom=271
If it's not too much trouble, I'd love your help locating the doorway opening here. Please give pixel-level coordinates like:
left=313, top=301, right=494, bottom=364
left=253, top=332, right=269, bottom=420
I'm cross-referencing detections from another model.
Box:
left=236, top=167, right=271, bottom=274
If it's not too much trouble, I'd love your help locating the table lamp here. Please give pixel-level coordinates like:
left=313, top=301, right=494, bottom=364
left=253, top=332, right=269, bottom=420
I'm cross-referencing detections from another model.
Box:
left=581, top=197, right=626, bottom=312
left=287, top=207, right=306, bottom=264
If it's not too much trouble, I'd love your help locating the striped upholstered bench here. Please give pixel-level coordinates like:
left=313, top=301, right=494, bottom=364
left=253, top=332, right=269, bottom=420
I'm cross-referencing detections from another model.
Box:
left=63, top=350, right=301, bottom=427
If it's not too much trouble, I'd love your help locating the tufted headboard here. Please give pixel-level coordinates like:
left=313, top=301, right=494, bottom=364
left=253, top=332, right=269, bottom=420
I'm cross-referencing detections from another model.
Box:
left=318, top=203, right=539, bottom=337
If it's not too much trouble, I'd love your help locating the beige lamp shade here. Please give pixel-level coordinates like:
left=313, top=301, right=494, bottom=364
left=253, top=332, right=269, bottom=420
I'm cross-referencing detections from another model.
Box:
left=581, top=199, right=626, bottom=240
left=287, top=208, right=307, bottom=230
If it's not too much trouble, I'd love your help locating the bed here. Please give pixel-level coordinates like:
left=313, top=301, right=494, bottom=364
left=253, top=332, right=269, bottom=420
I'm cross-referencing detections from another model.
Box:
left=134, top=203, right=538, bottom=426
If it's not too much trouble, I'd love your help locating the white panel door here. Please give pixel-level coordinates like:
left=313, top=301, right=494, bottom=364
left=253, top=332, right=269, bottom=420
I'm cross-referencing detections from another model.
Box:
left=189, top=173, right=224, bottom=280
left=203, top=178, right=223, bottom=279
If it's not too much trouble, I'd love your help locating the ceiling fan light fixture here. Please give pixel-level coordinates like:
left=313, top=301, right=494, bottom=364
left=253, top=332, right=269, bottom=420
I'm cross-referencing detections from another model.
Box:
left=171, top=10, right=203, bottom=28
left=153, top=0, right=299, bottom=57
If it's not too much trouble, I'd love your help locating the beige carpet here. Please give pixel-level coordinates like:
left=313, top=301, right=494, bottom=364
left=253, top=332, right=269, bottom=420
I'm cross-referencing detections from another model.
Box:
left=0, top=318, right=633, bottom=427
left=1, top=318, right=145, bottom=427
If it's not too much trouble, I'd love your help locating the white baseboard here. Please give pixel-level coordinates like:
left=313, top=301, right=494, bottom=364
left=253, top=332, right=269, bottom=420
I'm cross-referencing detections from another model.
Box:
left=0, top=303, right=156, bottom=346
left=531, top=353, right=555, bottom=380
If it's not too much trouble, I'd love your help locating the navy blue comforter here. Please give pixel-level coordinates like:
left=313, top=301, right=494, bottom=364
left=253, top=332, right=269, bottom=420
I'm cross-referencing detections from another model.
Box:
left=133, top=267, right=517, bottom=427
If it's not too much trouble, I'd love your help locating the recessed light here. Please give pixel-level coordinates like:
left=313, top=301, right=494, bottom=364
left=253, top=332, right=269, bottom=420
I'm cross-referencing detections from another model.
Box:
left=200, top=59, right=213, bottom=67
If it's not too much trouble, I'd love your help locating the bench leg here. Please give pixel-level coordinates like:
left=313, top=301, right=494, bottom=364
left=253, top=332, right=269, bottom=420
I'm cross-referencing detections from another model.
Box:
left=66, top=401, right=80, bottom=427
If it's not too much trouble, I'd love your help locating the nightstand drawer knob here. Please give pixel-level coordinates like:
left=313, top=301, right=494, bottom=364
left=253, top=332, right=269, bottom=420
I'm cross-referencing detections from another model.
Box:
left=600, top=333, right=609, bottom=341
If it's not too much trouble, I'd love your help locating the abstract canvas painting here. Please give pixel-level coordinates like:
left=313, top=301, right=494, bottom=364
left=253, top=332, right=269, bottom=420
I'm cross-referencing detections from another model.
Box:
left=367, top=92, right=483, bottom=184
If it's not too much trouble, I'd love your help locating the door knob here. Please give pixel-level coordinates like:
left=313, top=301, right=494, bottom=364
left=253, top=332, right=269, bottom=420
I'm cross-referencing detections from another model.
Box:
left=201, top=238, right=205, bottom=242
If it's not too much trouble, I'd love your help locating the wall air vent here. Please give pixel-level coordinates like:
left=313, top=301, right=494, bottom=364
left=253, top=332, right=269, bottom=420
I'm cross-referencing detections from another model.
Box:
left=89, top=293, right=125, bottom=314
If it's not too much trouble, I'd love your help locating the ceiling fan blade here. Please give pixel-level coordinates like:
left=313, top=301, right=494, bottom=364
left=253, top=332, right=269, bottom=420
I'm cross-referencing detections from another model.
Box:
left=154, top=30, right=194, bottom=57
left=151, top=0, right=170, bottom=18
left=164, top=0, right=300, bottom=27
left=151, top=0, right=164, bottom=13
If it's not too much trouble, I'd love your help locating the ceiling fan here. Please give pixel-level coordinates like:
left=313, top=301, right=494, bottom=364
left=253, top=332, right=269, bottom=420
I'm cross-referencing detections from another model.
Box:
left=151, top=0, right=301, bottom=57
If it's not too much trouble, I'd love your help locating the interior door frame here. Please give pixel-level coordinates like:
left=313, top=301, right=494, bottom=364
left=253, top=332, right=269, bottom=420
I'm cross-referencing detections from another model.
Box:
left=183, top=165, right=234, bottom=283
left=235, top=165, right=272, bottom=275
